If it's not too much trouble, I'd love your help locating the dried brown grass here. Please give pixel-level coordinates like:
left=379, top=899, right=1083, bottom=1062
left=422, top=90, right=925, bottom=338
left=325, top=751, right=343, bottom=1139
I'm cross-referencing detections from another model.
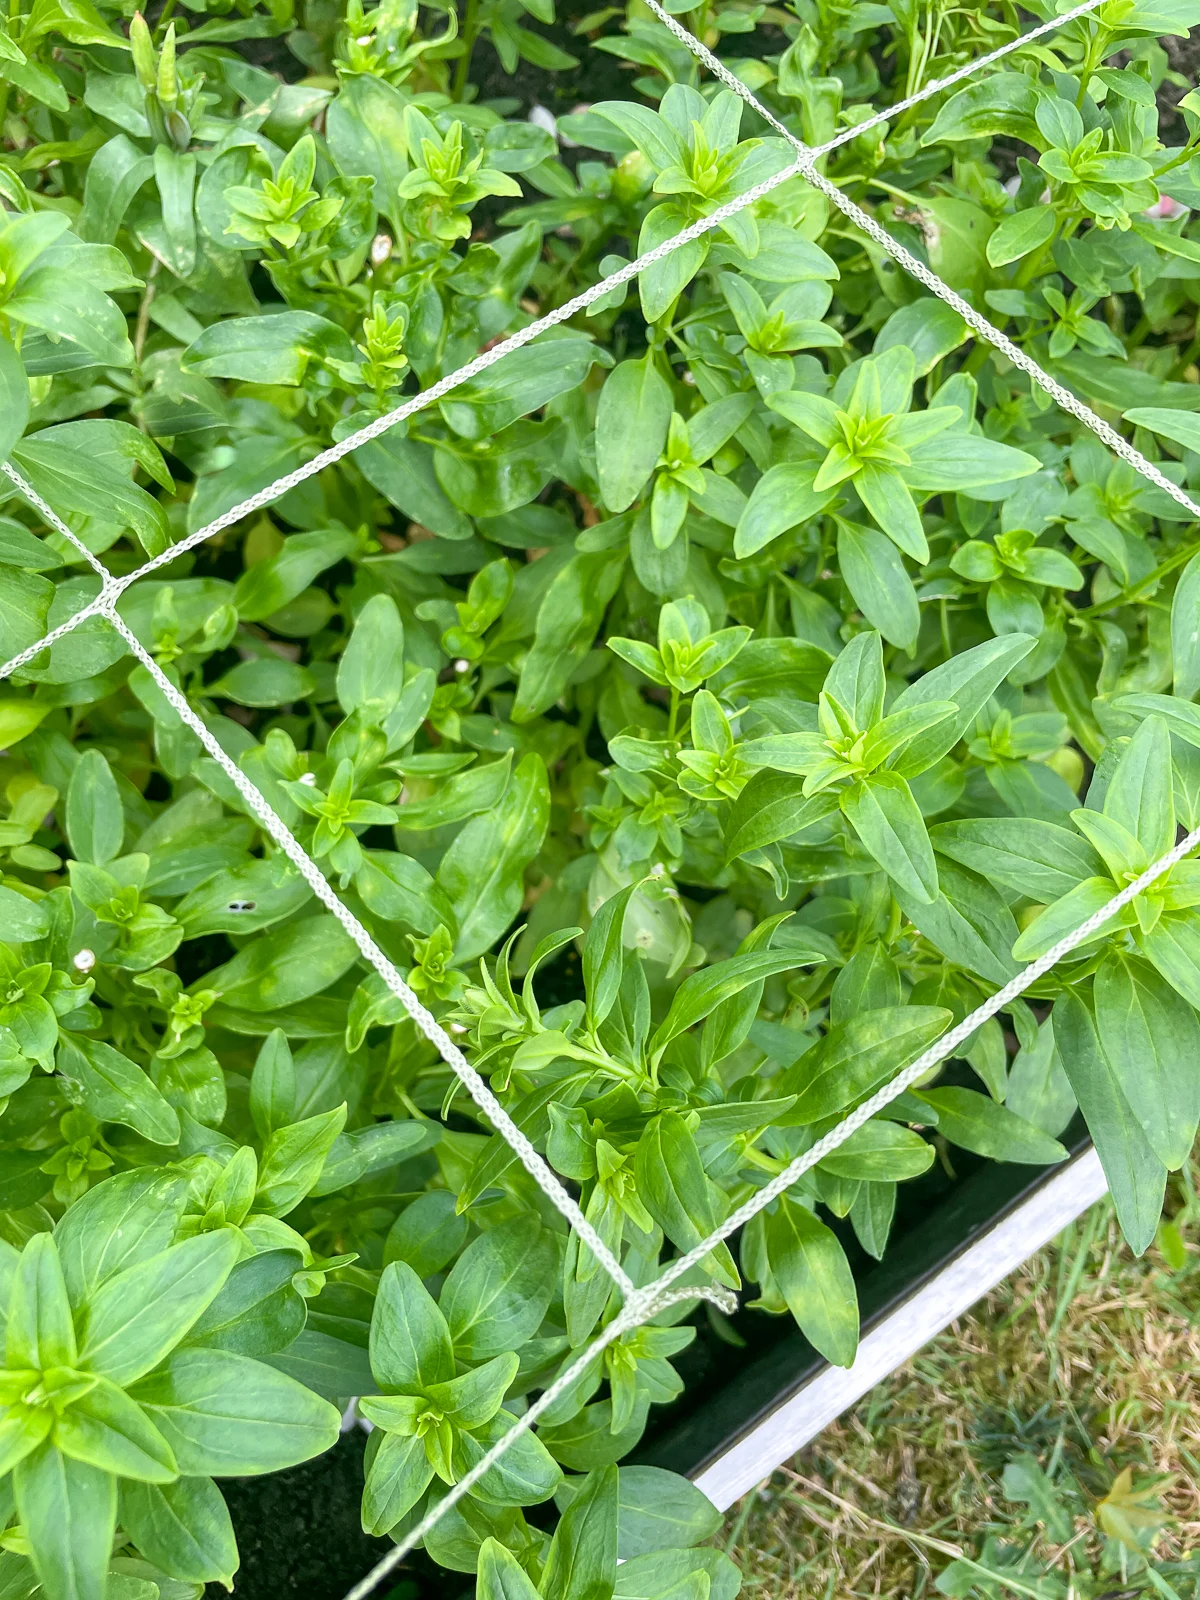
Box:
left=725, top=1173, right=1200, bottom=1598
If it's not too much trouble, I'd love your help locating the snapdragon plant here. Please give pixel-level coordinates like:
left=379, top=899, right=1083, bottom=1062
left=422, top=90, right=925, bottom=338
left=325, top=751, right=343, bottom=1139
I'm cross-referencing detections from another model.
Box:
left=3, top=0, right=1200, bottom=1594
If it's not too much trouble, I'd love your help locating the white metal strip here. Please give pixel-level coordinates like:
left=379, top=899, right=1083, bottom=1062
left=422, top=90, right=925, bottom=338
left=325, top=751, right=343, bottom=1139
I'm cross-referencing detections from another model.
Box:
left=692, top=1147, right=1108, bottom=1511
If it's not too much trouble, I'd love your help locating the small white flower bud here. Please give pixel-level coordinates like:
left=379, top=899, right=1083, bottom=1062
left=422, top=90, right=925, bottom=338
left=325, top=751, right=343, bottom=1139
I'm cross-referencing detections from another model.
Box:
left=73, top=948, right=96, bottom=974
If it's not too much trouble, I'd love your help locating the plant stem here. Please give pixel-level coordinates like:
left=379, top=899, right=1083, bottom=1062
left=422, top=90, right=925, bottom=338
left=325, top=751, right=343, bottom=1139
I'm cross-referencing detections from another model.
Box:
left=452, top=0, right=480, bottom=101
left=133, top=257, right=161, bottom=369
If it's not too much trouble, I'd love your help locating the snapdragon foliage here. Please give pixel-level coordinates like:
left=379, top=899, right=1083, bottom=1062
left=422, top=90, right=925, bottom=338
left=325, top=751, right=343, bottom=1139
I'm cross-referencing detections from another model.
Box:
left=3, top=0, right=1200, bottom=1596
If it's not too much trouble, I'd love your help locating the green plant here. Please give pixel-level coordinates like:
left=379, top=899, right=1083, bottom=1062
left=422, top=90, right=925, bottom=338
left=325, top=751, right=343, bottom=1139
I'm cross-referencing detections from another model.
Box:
left=936, top=1455, right=1195, bottom=1598
left=5, top=0, right=1200, bottom=1594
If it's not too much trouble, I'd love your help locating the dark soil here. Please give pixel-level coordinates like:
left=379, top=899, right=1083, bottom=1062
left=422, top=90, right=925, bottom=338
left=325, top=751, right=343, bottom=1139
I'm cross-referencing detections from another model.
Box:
left=1159, top=32, right=1200, bottom=144
left=207, top=1431, right=470, bottom=1600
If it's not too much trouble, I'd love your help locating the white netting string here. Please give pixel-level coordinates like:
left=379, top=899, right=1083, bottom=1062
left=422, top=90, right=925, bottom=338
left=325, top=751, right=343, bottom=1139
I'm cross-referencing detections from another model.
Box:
left=0, top=0, right=1124, bottom=678
left=640, top=0, right=1200, bottom=524
left=5, top=474, right=638, bottom=1297
left=0, top=1, right=1188, bottom=1588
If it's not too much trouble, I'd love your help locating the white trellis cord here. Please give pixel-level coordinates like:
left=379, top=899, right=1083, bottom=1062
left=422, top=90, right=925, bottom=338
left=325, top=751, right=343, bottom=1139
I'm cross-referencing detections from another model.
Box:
left=0, top=0, right=1123, bottom=678
left=0, top=2, right=1190, bottom=1591
left=10, top=516, right=634, bottom=1297
left=648, top=0, right=1109, bottom=157
left=639, top=0, right=1200, bottom=527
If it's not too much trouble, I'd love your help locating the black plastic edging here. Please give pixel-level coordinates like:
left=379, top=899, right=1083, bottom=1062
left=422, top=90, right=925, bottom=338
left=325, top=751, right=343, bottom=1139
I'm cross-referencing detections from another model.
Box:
left=682, top=1144, right=1106, bottom=1509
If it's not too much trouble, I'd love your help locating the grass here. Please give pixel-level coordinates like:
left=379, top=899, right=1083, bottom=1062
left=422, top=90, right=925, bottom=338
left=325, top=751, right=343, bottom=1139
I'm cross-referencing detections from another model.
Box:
left=725, top=1168, right=1200, bottom=1598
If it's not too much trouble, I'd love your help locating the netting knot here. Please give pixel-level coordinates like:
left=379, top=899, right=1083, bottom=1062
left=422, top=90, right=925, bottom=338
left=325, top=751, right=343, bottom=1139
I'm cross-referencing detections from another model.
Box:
left=620, top=1280, right=738, bottom=1330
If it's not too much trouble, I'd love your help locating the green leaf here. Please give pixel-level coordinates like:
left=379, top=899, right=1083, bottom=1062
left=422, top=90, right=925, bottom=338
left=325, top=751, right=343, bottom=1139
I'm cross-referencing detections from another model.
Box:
left=1010, top=877, right=1123, bottom=962
left=783, top=1005, right=951, bottom=1123
left=356, top=433, right=473, bottom=541
left=986, top=204, right=1056, bottom=267
left=444, top=337, right=602, bottom=441
left=57, top=1037, right=181, bottom=1146
left=836, top=520, right=920, bottom=650
left=912, top=1087, right=1067, bottom=1164
left=1006, top=1018, right=1076, bottom=1138
left=584, top=882, right=641, bottom=1027
left=264, top=1329, right=375, bottom=1403
left=55, top=1168, right=191, bottom=1305
left=1094, top=952, right=1200, bottom=1169
left=532, top=1397, right=644, bottom=1473
left=8, top=1232, right=76, bottom=1371
left=79, top=1231, right=239, bottom=1386
left=541, top=1465, right=619, bottom=1600
left=312, top=1119, right=437, bottom=1196
left=930, top=817, right=1101, bottom=901
left=1102, top=713, right=1175, bottom=861
left=824, top=629, right=884, bottom=727
left=458, top=1075, right=588, bottom=1212
left=255, top=1104, right=347, bottom=1217
left=438, top=753, right=550, bottom=961
left=513, top=552, right=626, bottom=723
left=841, top=771, right=938, bottom=902
left=392, top=751, right=513, bottom=832
left=477, top=1539, right=543, bottom=1600
left=248, top=1029, right=296, bottom=1142
left=183, top=312, right=354, bottom=386
left=65, top=749, right=122, bottom=865
left=154, top=145, right=196, bottom=278
left=385, top=1191, right=469, bottom=1279
left=185, top=1248, right=306, bottom=1358
left=649, top=949, right=815, bottom=1060
left=209, top=657, right=317, bottom=708
left=1124, top=405, right=1200, bottom=454
left=370, top=1260, right=454, bottom=1389
left=337, top=594, right=406, bottom=719
left=131, top=1348, right=341, bottom=1476
left=818, top=1119, right=934, bottom=1181
left=614, top=1468, right=721, bottom=1558
left=326, top=71, right=410, bottom=231
left=890, top=634, right=1037, bottom=777
left=203, top=914, right=358, bottom=1012
left=55, top=1378, right=177, bottom=1483
left=765, top=1196, right=858, bottom=1366
left=1171, top=550, right=1200, bottom=699
left=0, top=885, right=49, bottom=943
left=637, top=202, right=709, bottom=324
left=724, top=773, right=838, bottom=861
left=1141, top=910, right=1200, bottom=1009
left=361, top=1430, right=435, bottom=1537
left=15, top=1444, right=116, bottom=1600
left=1114, top=692, right=1200, bottom=751
left=1053, top=990, right=1166, bottom=1255
left=735, top=463, right=834, bottom=558
left=120, top=1476, right=239, bottom=1587
left=903, top=435, right=1039, bottom=493
left=0, top=331, right=29, bottom=462
left=232, top=527, right=358, bottom=622
left=922, top=71, right=1041, bottom=145
left=856, top=463, right=927, bottom=561
left=0, top=562, right=52, bottom=666
left=6, top=272, right=133, bottom=366
left=635, top=1113, right=738, bottom=1289
left=459, top=1407, right=563, bottom=1500
left=440, top=1217, right=558, bottom=1361
left=875, top=299, right=969, bottom=375
left=896, top=860, right=1022, bottom=987
left=424, top=1351, right=519, bottom=1430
